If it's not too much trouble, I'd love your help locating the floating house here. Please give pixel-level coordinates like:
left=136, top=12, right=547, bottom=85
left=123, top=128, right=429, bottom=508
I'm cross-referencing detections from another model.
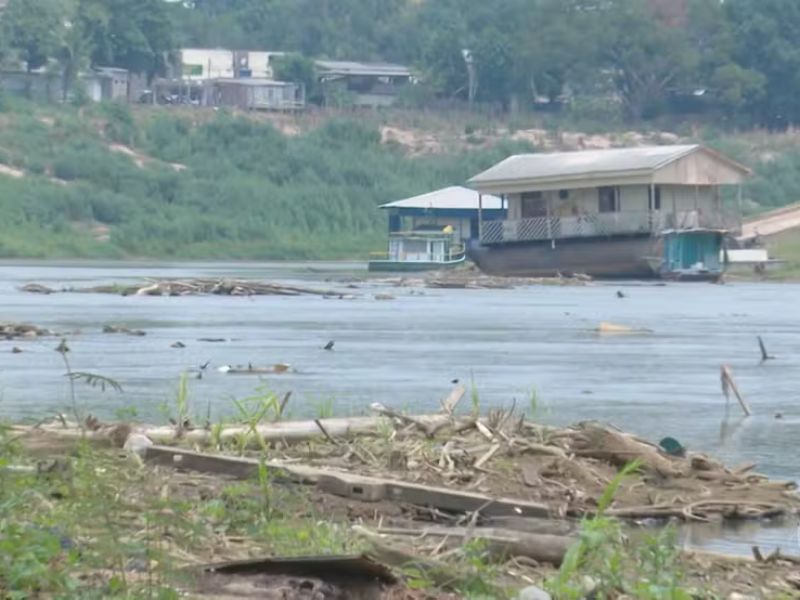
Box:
left=467, top=145, right=751, bottom=280
left=369, top=186, right=505, bottom=272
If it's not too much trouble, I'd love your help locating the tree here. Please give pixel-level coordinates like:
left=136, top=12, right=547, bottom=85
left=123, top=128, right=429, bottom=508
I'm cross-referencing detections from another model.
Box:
left=87, top=0, right=175, bottom=79
left=58, top=0, right=110, bottom=101
left=584, top=0, right=699, bottom=120
left=271, top=53, right=320, bottom=103
left=3, top=0, right=66, bottom=74
left=726, top=0, right=800, bottom=128
left=682, top=0, right=764, bottom=116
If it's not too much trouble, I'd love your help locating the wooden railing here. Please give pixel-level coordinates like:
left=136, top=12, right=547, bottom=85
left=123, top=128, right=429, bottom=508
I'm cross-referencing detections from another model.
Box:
left=480, top=211, right=739, bottom=245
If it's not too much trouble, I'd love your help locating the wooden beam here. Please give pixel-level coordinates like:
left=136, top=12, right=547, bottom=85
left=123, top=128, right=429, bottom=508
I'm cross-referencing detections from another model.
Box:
left=143, top=446, right=552, bottom=518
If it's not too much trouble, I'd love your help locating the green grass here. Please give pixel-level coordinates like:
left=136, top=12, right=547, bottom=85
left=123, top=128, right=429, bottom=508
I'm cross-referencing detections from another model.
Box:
left=0, top=99, right=799, bottom=260
left=0, top=100, right=530, bottom=260
left=0, top=428, right=359, bottom=598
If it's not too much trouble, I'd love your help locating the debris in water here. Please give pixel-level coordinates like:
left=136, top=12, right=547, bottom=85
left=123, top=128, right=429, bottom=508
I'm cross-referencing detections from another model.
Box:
left=595, top=322, right=651, bottom=335
left=218, top=363, right=293, bottom=375
left=1, top=322, right=56, bottom=339
left=758, top=335, right=775, bottom=362
left=103, top=324, right=146, bottom=336
left=171, top=341, right=186, bottom=348
left=21, top=278, right=345, bottom=298
left=323, top=340, right=335, bottom=351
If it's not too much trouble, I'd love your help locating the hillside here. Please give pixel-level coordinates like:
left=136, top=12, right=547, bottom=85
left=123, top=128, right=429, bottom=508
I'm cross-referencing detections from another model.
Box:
left=0, top=102, right=533, bottom=259
left=0, top=100, right=799, bottom=260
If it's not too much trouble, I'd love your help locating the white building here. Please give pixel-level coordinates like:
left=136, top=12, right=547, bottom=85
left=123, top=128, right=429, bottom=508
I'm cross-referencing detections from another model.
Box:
left=178, top=49, right=284, bottom=81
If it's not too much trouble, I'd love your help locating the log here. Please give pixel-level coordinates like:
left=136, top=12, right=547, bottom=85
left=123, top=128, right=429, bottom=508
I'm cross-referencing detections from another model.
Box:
left=569, top=423, right=685, bottom=478
left=374, top=525, right=573, bottom=565
left=482, top=515, right=578, bottom=537
left=440, top=384, right=466, bottom=415
left=18, top=412, right=472, bottom=446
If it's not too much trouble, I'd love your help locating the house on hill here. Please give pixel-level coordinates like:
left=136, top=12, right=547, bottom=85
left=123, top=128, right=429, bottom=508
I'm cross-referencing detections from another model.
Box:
left=151, top=48, right=304, bottom=110
left=315, top=60, right=413, bottom=108
left=467, top=145, right=751, bottom=280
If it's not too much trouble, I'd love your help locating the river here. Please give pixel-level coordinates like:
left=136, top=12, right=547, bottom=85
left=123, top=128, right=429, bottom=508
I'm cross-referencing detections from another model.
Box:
left=0, top=260, right=798, bottom=556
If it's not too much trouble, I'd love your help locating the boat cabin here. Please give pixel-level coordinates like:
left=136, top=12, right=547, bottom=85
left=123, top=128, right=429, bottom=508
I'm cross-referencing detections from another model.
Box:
left=369, top=231, right=465, bottom=272
left=380, top=186, right=505, bottom=243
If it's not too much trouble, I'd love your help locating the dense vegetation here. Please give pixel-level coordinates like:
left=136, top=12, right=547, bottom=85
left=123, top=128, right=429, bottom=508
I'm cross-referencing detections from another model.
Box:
left=0, top=100, right=529, bottom=259
left=176, top=0, right=800, bottom=128
left=2, top=0, right=800, bottom=259
left=3, top=0, right=800, bottom=127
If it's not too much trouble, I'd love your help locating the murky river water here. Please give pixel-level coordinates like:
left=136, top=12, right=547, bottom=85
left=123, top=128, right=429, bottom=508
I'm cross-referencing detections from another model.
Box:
left=1, top=260, right=798, bottom=556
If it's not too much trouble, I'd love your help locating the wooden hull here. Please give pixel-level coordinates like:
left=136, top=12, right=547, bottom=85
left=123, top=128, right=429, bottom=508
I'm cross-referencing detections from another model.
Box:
left=368, top=256, right=466, bottom=273
left=467, top=236, right=657, bottom=279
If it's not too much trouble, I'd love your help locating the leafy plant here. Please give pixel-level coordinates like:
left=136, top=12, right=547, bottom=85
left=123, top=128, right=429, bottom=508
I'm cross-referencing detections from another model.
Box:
left=67, top=372, right=124, bottom=393
left=547, top=460, right=693, bottom=600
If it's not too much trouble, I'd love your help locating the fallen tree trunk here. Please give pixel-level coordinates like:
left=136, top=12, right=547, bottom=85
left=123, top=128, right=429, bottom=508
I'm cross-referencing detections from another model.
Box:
left=14, top=412, right=472, bottom=446
left=375, top=525, right=573, bottom=565
left=569, top=423, right=685, bottom=478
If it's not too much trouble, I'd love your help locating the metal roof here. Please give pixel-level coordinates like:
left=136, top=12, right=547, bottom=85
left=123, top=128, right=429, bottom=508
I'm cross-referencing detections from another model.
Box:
left=469, top=145, right=750, bottom=189
left=212, top=78, right=297, bottom=87
left=380, top=186, right=503, bottom=211
left=315, top=60, right=411, bottom=78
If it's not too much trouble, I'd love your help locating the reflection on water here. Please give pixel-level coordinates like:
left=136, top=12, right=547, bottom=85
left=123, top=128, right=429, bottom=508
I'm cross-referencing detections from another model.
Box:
left=682, top=517, right=800, bottom=558
left=0, top=260, right=799, bottom=556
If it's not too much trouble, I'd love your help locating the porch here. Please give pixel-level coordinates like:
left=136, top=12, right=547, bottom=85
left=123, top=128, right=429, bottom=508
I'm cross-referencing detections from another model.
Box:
left=480, top=210, right=738, bottom=245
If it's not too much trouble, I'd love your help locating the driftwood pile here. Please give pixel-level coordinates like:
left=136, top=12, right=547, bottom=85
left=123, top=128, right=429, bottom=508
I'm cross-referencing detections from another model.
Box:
left=21, top=279, right=343, bottom=298
left=0, top=321, right=56, bottom=339
left=372, top=271, right=592, bottom=290
left=14, top=386, right=799, bottom=529
left=9, top=384, right=800, bottom=598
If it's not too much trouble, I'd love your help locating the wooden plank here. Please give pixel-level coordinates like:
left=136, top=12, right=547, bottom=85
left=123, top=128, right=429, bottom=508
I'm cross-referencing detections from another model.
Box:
left=316, top=470, right=551, bottom=518
left=143, top=446, right=552, bottom=518
left=143, top=446, right=315, bottom=483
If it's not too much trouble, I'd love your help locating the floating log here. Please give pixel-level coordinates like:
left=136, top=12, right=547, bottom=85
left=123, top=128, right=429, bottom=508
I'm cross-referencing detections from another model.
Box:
left=595, top=322, right=652, bottom=335
left=218, top=363, right=292, bottom=375
left=102, top=324, right=146, bottom=336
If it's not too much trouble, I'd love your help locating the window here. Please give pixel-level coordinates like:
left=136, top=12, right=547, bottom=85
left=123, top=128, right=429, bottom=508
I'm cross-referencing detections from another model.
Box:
left=649, top=185, right=662, bottom=210
left=598, top=186, right=619, bottom=213
left=521, top=191, right=547, bottom=218
left=558, top=189, right=569, bottom=200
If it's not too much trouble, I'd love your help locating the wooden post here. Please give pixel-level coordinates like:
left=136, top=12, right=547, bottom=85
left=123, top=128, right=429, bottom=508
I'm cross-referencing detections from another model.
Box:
left=649, top=182, right=656, bottom=233
left=478, top=192, right=483, bottom=241
left=736, top=184, right=743, bottom=232
left=721, top=365, right=751, bottom=417
left=546, top=194, right=553, bottom=240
